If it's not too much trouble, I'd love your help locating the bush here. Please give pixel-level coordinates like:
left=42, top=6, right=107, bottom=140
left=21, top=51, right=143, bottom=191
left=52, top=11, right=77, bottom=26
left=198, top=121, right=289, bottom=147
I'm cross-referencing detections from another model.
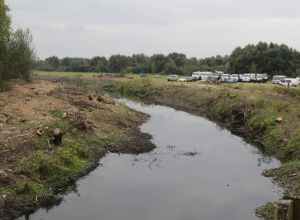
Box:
left=37, top=65, right=55, bottom=71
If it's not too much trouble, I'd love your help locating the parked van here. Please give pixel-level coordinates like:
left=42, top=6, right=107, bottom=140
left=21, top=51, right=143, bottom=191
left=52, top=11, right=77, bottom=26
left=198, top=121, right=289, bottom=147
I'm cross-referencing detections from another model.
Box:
left=272, top=75, right=286, bottom=84
left=167, top=75, right=178, bottom=81
left=221, top=74, right=230, bottom=82
left=238, top=74, right=243, bottom=82
left=242, top=73, right=251, bottom=82
left=250, top=73, right=264, bottom=83
left=192, top=71, right=201, bottom=80
left=230, top=74, right=239, bottom=81
left=201, top=72, right=211, bottom=81
left=281, top=78, right=299, bottom=87
left=262, top=73, right=268, bottom=83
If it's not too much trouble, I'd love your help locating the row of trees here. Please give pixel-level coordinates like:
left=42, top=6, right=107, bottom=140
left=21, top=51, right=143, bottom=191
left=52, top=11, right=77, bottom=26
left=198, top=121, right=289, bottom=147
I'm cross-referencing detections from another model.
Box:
left=0, top=0, right=36, bottom=83
left=228, top=42, right=300, bottom=77
left=37, top=52, right=229, bottom=76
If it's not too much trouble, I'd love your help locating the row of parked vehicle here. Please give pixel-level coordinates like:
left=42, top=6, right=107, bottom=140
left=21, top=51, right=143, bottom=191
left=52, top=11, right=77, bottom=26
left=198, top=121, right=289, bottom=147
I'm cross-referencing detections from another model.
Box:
left=167, top=72, right=269, bottom=83
left=272, top=75, right=300, bottom=87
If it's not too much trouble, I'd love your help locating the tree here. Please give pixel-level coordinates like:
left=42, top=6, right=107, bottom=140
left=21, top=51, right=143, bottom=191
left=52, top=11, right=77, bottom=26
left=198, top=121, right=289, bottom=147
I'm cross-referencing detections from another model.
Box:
left=167, top=52, right=186, bottom=67
left=249, top=63, right=257, bottom=73
left=0, top=0, right=12, bottom=78
left=47, top=56, right=59, bottom=70
left=61, top=57, right=72, bottom=66
left=108, top=54, right=134, bottom=73
left=163, top=62, right=179, bottom=75
left=8, top=28, right=36, bottom=82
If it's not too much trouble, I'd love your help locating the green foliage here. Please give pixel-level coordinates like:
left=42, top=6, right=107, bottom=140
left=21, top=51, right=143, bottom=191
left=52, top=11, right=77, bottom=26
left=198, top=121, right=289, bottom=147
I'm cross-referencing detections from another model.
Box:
left=281, top=161, right=300, bottom=169
left=47, top=56, right=59, bottom=70
left=108, top=54, right=135, bottom=73
left=249, top=63, right=257, bottom=73
left=167, top=52, right=187, bottom=67
left=102, top=82, right=116, bottom=90
left=212, top=102, right=228, bottom=115
left=75, top=77, right=90, bottom=86
left=284, top=131, right=300, bottom=156
left=163, top=62, right=180, bottom=75
left=6, top=28, right=36, bottom=82
left=228, top=41, right=300, bottom=77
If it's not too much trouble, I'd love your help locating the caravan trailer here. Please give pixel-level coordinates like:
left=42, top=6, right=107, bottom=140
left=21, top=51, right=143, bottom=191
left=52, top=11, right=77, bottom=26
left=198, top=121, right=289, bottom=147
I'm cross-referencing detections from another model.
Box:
left=272, top=75, right=286, bottom=84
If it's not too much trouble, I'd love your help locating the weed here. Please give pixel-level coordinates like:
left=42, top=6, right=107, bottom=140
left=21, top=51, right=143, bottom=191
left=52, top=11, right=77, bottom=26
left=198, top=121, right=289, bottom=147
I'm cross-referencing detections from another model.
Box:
left=213, top=102, right=228, bottom=115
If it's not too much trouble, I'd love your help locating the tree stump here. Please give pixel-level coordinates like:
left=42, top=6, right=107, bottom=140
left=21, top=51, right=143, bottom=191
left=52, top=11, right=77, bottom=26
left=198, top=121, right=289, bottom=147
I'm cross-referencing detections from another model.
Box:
left=96, top=95, right=115, bottom=105
left=277, top=200, right=293, bottom=220
left=52, top=128, right=64, bottom=144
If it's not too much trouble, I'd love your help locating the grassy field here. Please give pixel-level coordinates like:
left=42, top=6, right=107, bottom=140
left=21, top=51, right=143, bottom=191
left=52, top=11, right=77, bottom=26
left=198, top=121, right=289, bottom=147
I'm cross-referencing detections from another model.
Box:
left=35, top=71, right=300, bottom=96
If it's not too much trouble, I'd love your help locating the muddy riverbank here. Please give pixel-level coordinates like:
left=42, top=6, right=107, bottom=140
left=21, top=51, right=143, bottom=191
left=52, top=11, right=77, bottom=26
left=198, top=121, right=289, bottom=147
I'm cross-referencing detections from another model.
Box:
left=0, top=78, right=155, bottom=220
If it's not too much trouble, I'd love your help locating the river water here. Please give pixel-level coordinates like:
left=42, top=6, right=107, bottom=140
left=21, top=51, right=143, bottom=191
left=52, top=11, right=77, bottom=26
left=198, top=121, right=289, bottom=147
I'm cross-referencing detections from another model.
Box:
left=18, top=98, right=282, bottom=220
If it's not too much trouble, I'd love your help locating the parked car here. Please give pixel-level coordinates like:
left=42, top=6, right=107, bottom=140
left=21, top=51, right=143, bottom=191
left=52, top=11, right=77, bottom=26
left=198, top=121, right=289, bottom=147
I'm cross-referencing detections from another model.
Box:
left=179, top=77, right=188, bottom=82
left=227, top=79, right=237, bottom=83
left=155, top=74, right=162, bottom=78
left=140, top=73, right=148, bottom=77
left=187, top=77, right=197, bottom=82
left=167, top=75, right=178, bottom=81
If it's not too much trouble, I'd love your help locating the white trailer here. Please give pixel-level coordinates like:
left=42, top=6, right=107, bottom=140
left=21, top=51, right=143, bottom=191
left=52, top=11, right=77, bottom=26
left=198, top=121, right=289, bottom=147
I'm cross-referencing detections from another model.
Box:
left=272, top=75, right=286, bottom=84
left=242, top=73, right=251, bottom=82
left=281, top=78, right=299, bottom=87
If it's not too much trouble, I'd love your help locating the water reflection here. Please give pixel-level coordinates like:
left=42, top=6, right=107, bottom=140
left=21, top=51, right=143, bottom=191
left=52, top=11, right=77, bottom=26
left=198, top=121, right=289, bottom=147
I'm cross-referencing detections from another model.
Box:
left=18, top=96, right=282, bottom=220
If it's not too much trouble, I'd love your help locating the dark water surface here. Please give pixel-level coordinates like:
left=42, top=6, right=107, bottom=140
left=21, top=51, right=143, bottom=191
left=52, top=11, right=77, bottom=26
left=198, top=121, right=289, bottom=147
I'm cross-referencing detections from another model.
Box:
left=19, top=98, right=282, bottom=220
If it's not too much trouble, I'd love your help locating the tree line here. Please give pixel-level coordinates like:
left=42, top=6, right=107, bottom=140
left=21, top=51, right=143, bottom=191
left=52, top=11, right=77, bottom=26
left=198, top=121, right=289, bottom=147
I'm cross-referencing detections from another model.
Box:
left=0, top=0, right=36, bottom=85
left=38, top=41, right=300, bottom=77
left=228, top=42, right=300, bottom=77
left=37, top=53, right=229, bottom=76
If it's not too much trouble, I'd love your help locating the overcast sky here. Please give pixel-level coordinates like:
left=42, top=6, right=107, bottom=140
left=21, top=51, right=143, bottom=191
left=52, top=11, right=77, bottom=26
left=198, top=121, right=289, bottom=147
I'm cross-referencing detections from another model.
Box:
left=5, top=0, right=300, bottom=60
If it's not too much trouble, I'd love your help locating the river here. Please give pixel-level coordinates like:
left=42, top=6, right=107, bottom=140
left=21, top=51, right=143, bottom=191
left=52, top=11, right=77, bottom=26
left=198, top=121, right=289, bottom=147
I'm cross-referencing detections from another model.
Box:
left=18, top=97, right=282, bottom=220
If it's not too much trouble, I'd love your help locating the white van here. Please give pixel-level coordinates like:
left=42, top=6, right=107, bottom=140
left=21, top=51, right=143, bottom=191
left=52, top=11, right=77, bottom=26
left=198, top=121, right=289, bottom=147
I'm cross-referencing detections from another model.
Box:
left=221, top=74, right=230, bottom=82
left=201, top=72, right=211, bottom=81
left=272, top=75, right=286, bottom=84
left=230, top=74, right=239, bottom=81
left=281, top=78, right=299, bottom=87
left=192, top=71, right=201, bottom=80
left=242, top=73, right=251, bottom=82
